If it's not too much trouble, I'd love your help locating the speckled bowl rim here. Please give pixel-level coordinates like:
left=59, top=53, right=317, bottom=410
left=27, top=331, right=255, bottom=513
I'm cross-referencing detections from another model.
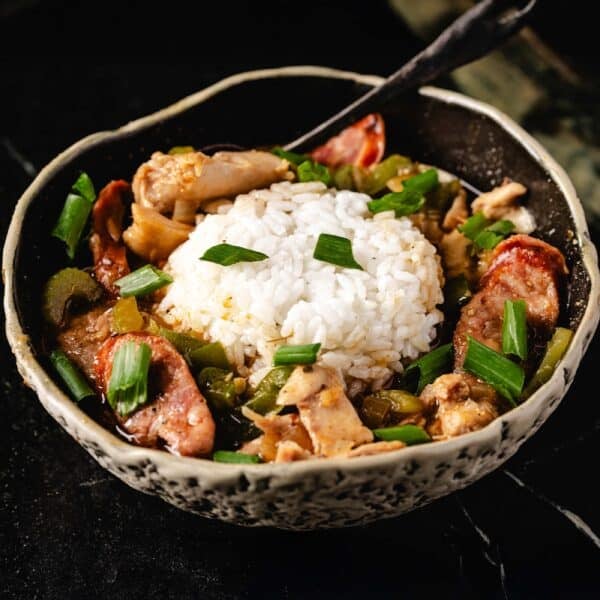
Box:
left=3, top=66, right=600, bottom=486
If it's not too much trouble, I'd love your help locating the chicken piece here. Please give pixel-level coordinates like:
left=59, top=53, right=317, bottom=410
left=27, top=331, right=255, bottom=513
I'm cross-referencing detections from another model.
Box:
left=454, top=234, right=567, bottom=366
left=471, top=179, right=527, bottom=220
left=90, top=180, right=131, bottom=294
left=94, top=333, right=215, bottom=457
left=240, top=407, right=313, bottom=462
left=132, top=150, right=291, bottom=215
left=420, top=373, right=499, bottom=438
left=275, top=440, right=314, bottom=463
left=277, top=366, right=373, bottom=457
left=123, top=203, right=193, bottom=263
left=442, top=188, right=468, bottom=231
left=57, top=304, right=112, bottom=383
left=345, top=440, right=406, bottom=458
left=439, top=228, right=472, bottom=279
left=311, top=113, right=385, bottom=168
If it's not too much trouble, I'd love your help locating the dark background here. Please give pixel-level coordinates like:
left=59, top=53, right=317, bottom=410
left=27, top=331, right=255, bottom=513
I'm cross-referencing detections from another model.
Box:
left=1, top=1, right=599, bottom=598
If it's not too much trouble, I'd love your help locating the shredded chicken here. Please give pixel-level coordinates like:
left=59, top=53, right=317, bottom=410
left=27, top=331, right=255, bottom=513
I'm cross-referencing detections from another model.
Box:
left=123, top=203, right=193, bottom=263
left=132, top=150, right=291, bottom=215
left=471, top=179, right=527, bottom=220
left=277, top=366, right=373, bottom=457
left=439, top=229, right=472, bottom=279
left=240, top=407, right=313, bottom=462
left=275, top=440, right=314, bottom=462
left=421, top=373, right=499, bottom=438
left=345, top=440, right=406, bottom=458
left=441, top=188, right=468, bottom=231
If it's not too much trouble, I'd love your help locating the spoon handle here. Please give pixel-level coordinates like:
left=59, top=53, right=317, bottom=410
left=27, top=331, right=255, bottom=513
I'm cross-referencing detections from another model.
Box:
left=285, top=0, right=537, bottom=153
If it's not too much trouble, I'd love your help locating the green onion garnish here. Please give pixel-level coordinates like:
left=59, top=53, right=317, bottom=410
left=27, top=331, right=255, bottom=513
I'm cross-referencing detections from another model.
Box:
left=458, top=211, right=489, bottom=239
left=52, top=171, right=97, bottom=259
left=502, top=299, right=528, bottom=360
left=115, top=265, right=173, bottom=297
left=71, top=172, right=96, bottom=203
left=523, top=327, right=573, bottom=398
left=271, top=146, right=309, bottom=166
left=297, top=160, right=332, bottom=185
left=459, top=213, right=514, bottom=251
left=373, top=424, right=431, bottom=445
left=200, top=243, right=269, bottom=266
left=313, top=233, right=363, bottom=270
left=50, top=349, right=94, bottom=402
left=107, top=340, right=152, bottom=417
left=213, top=450, right=261, bottom=464
left=404, top=343, right=453, bottom=393
left=273, top=343, right=321, bottom=366
left=463, top=336, right=524, bottom=406
left=367, top=188, right=425, bottom=217
left=403, top=168, right=439, bottom=194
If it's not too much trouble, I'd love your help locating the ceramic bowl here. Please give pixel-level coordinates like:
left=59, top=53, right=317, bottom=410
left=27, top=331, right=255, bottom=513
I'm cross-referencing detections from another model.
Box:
left=4, top=66, right=599, bottom=530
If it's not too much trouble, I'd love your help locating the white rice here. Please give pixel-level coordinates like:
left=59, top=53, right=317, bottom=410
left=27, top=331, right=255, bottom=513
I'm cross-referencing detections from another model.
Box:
left=157, top=181, right=444, bottom=388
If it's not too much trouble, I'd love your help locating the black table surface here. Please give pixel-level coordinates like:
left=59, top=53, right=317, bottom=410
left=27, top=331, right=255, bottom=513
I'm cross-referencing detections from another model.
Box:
left=1, top=2, right=599, bottom=598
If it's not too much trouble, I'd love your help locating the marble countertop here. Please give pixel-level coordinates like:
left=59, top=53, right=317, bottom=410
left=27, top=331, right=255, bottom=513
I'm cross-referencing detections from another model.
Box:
left=1, top=1, right=599, bottom=598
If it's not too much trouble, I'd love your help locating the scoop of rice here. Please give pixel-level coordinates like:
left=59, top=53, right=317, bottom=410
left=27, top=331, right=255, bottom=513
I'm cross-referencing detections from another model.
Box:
left=157, top=181, right=444, bottom=387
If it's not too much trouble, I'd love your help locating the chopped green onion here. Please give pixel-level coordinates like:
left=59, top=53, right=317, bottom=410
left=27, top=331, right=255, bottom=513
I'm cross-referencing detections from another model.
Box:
left=297, top=160, right=332, bottom=185
left=50, top=349, right=94, bottom=402
left=443, top=275, right=472, bottom=310
left=367, top=188, right=425, bottom=217
left=273, top=343, right=321, bottom=366
left=188, top=342, right=230, bottom=371
left=71, top=172, right=96, bottom=203
left=115, top=265, right=173, bottom=297
left=52, top=193, right=93, bottom=259
left=459, top=213, right=515, bottom=251
left=458, top=212, right=489, bottom=240
left=213, top=450, right=261, bottom=464
left=502, top=300, right=528, bottom=360
left=373, top=424, right=431, bottom=445
left=485, top=219, right=516, bottom=235
left=271, top=146, right=309, bottom=166
left=245, top=366, right=294, bottom=415
left=107, top=341, right=152, bottom=417
left=403, top=168, right=439, bottom=194
left=200, top=243, right=268, bottom=266
left=426, top=179, right=462, bottom=212
left=404, top=343, right=453, bottom=393
left=523, top=327, right=573, bottom=398
left=52, top=172, right=97, bottom=259
left=463, top=336, right=524, bottom=405
left=168, top=145, right=195, bottom=155
left=313, top=233, right=363, bottom=270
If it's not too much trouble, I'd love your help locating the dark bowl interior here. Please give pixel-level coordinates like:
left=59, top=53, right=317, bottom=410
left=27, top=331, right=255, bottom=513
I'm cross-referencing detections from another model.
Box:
left=10, top=74, right=590, bottom=386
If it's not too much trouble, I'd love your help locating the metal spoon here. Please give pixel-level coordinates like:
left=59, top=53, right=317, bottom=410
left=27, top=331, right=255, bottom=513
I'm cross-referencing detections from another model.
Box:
left=283, top=0, right=537, bottom=153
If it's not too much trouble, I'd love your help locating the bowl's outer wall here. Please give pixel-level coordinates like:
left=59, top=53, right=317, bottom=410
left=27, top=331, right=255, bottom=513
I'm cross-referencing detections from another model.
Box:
left=6, top=72, right=597, bottom=528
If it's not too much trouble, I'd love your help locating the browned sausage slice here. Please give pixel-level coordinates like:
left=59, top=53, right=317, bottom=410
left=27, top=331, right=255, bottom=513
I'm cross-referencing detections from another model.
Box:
left=454, top=234, right=567, bottom=366
left=94, top=333, right=215, bottom=457
left=90, top=180, right=131, bottom=295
